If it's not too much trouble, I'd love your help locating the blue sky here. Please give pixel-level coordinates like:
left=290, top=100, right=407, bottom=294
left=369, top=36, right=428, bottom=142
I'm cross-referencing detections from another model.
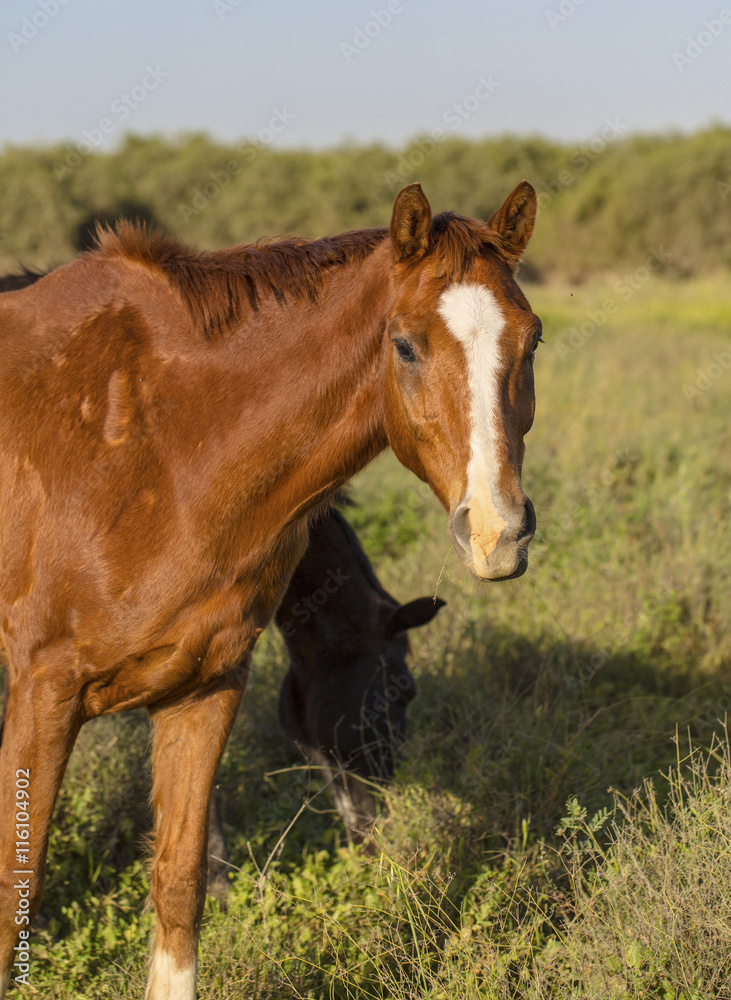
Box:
left=1, top=0, right=729, bottom=149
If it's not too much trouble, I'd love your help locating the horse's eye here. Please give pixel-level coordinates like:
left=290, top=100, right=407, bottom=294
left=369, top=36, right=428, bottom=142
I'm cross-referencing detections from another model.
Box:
left=529, top=334, right=544, bottom=362
left=394, top=339, right=417, bottom=363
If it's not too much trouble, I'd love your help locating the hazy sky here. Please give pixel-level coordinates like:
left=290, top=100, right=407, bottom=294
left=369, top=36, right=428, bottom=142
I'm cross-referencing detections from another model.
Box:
left=1, top=0, right=729, bottom=149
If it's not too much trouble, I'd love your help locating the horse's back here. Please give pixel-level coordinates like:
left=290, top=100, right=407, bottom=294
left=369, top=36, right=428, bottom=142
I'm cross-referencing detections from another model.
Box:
left=0, top=255, right=177, bottom=376
left=0, top=257, right=162, bottom=497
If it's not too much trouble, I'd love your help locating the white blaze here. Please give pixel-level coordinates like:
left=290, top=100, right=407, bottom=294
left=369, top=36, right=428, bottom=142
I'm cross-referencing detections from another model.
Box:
left=437, top=282, right=506, bottom=513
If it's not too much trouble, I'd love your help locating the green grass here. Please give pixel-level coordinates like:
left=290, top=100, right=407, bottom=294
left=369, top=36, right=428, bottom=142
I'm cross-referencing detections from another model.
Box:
left=5, top=275, right=731, bottom=998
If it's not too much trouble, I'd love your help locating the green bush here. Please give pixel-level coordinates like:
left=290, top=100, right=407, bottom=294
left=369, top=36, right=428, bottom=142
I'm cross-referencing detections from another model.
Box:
left=1, top=127, right=730, bottom=279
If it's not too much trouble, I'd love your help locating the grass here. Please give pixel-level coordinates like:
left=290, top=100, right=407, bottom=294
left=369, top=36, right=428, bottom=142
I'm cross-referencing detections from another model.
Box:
left=4, top=274, right=731, bottom=998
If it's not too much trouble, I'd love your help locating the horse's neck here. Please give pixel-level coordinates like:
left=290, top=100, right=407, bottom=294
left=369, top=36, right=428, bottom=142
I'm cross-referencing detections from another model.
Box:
left=228, top=244, right=392, bottom=527
left=274, top=513, right=387, bottom=659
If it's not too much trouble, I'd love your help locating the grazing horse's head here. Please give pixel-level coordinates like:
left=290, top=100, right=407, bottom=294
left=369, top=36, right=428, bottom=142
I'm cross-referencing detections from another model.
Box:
left=275, top=508, right=446, bottom=838
left=383, top=182, right=540, bottom=581
left=279, top=594, right=443, bottom=777
left=278, top=591, right=444, bottom=838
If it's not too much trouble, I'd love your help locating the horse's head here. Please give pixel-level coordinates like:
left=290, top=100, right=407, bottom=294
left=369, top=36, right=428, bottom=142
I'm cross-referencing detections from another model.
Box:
left=383, top=182, right=540, bottom=581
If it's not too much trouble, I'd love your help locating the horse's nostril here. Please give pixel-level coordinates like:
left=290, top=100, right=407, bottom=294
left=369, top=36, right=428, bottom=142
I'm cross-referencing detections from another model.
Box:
left=517, top=498, right=536, bottom=542
left=449, top=503, right=472, bottom=555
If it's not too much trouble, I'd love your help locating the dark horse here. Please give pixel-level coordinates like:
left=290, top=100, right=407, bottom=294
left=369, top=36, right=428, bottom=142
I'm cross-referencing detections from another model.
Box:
left=207, top=506, right=444, bottom=897
left=0, top=181, right=539, bottom=998
left=275, top=507, right=444, bottom=837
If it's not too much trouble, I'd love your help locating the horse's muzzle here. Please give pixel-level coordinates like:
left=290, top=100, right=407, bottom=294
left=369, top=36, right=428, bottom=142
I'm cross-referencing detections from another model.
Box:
left=448, top=497, right=536, bottom=581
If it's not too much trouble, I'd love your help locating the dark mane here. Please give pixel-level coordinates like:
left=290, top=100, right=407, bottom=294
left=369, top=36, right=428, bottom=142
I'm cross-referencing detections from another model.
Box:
left=92, top=210, right=509, bottom=339
left=430, top=211, right=517, bottom=275
left=94, top=222, right=389, bottom=339
left=327, top=508, right=398, bottom=608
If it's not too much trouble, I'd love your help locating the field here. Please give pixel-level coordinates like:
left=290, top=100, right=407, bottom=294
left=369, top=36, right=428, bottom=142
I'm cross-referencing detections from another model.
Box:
left=3, top=273, right=731, bottom=998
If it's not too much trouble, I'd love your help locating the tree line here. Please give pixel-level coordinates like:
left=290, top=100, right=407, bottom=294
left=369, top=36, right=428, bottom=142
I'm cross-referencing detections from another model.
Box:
left=0, top=125, right=729, bottom=280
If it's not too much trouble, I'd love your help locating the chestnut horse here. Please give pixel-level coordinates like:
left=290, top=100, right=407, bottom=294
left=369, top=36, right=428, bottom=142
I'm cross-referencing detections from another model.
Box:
left=0, top=259, right=440, bottom=878
left=0, top=181, right=539, bottom=999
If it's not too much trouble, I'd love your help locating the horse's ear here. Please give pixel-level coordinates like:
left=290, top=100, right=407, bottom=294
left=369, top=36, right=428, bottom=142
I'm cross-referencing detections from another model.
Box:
left=384, top=597, right=446, bottom=638
left=391, top=183, right=432, bottom=263
left=487, top=180, right=537, bottom=267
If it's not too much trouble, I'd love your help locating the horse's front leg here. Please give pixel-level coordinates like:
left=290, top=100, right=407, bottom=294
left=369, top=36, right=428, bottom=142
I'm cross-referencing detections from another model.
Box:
left=0, top=649, right=84, bottom=999
left=145, top=664, right=247, bottom=1000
